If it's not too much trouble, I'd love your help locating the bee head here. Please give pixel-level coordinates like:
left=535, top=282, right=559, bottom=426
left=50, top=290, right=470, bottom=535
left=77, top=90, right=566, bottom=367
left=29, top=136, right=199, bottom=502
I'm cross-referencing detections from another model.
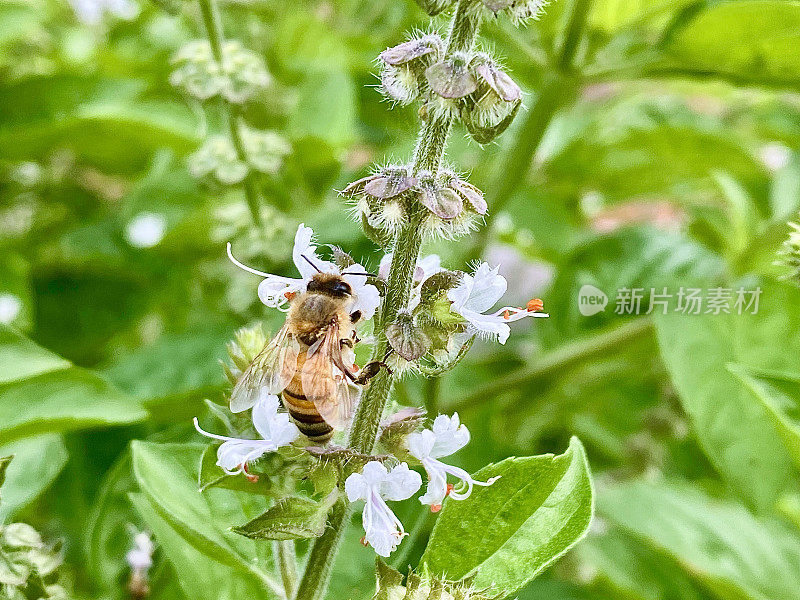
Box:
left=307, top=273, right=352, bottom=298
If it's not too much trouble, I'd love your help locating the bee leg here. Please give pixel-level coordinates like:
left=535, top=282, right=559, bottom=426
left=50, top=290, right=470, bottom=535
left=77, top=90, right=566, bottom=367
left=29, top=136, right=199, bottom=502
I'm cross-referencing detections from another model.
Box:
left=350, top=310, right=362, bottom=324
left=353, top=360, right=392, bottom=384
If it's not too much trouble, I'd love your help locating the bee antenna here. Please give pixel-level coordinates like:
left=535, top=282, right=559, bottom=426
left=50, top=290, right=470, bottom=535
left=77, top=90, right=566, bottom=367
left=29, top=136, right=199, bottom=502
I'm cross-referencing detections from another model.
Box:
left=341, top=270, right=378, bottom=277
left=301, top=254, right=323, bottom=273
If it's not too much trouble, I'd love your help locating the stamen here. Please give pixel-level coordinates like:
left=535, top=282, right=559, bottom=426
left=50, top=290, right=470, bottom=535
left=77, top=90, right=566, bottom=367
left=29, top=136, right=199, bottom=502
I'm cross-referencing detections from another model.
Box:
left=226, top=242, right=272, bottom=278
left=243, top=463, right=259, bottom=483
left=430, top=504, right=442, bottom=513
left=527, top=298, right=544, bottom=312
left=359, top=536, right=370, bottom=547
left=284, top=291, right=296, bottom=301
left=503, top=309, right=510, bottom=320
left=446, top=483, right=455, bottom=496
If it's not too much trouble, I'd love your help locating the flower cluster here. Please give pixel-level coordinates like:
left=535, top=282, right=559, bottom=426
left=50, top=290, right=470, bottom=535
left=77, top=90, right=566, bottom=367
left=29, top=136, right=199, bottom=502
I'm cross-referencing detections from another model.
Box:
left=170, top=40, right=271, bottom=103
left=0, top=522, right=68, bottom=599
left=346, top=413, right=497, bottom=556
left=777, top=215, right=800, bottom=285
left=188, top=126, right=290, bottom=185
left=414, top=0, right=548, bottom=23
left=378, top=34, right=522, bottom=143
left=344, top=165, right=487, bottom=241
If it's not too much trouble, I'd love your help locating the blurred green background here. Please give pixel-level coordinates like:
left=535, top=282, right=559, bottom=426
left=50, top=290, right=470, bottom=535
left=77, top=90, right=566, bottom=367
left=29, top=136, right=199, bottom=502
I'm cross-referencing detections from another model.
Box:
left=3, top=0, right=800, bottom=598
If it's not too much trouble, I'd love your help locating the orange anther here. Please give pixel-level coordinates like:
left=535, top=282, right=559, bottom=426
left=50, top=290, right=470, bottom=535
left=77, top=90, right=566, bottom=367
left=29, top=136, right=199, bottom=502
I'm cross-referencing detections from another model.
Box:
left=430, top=504, right=442, bottom=513
left=285, top=291, right=296, bottom=301
left=446, top=483, right=454, bottom=496
left=243, top=464, right=259, bottom=483
left=527, top=298, right=544, bottom=312
left=503, top=309, right=511, bottom=320
left=359, top=536, right=369, bottom=547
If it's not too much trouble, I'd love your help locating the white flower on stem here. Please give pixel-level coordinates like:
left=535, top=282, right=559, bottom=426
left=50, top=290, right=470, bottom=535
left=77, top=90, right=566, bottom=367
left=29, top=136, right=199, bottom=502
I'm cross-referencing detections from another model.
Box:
left=125, top=531, right=154, bottom=573
left=407, top=413, right=499, bottom=512
left=193, top=393, right=299, bottom=480
left=447, top=262, right=548, bottom=344
left=227, top=223, right=380, bottom=319
left=345, top=461, right=422, bottom=557
left=380, top=253, right=442, bottom=310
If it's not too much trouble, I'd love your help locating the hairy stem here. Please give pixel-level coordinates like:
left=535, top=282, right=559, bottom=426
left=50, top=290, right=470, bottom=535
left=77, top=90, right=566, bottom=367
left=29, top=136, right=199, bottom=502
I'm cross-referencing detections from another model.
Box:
left=293, top=3, right=481, bottom=598
left=196, top=0, right=263, bottom=226
left=273, top=540, right=298, bottom=599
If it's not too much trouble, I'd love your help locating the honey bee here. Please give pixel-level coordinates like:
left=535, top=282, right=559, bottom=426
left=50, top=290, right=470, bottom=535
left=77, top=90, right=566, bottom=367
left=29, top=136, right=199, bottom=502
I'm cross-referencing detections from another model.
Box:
left=231, top=268, right=385, bottom=444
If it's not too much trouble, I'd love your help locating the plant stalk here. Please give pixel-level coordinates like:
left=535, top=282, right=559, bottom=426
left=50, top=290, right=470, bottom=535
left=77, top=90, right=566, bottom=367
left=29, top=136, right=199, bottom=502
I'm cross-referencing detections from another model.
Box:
left=293, top=3, right=481, bottom=598
left=196, top=0, right=263, bottom=226
left=273, top=540, right=298, bottom=599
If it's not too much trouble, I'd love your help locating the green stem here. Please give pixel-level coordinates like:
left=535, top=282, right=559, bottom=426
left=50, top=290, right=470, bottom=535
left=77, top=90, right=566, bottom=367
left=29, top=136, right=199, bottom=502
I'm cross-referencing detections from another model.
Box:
left=273, top=540, right=298, bottom=599
left=294, top=3, right=481, bottom=598
left=196, top=0, right=263, bottom=226
left=292, top=501, right=349, bottom=600
left=448, top=318, right=653, bottom=411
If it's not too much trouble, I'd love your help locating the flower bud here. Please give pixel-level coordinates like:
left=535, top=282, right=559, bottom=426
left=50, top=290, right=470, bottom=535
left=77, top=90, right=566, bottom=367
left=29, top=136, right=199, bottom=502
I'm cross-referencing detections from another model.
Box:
left=225, top=324, right=268, bottom=383
left=777, top=218, right=800, bottom=284
left=424, top=51, right=476, bottom=121
left=188, top=135, right=248, bottom=184
left=386, top=311, right=431, bottom=361
left=171, top=40, right=270, bottom=104
left=479, top=0, right=548, bottom=23
left=412, top=0, right=455, bottom=15
left=463, top=54, right=522, bottom=143
left=379, top=35, right=443, bottom=105
left=240, top=126, right=291, bottom=174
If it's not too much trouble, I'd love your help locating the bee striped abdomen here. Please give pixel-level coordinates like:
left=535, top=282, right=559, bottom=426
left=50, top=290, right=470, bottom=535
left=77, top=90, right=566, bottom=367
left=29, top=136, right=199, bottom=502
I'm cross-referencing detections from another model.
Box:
left=282, top=360, right=333, bottom=444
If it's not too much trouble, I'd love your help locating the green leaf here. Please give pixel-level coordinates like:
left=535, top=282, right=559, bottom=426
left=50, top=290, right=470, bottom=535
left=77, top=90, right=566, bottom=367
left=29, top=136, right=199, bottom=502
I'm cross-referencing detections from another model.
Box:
left=0, top=435, right=67, bottom=520
left=288, top=71, right=356, bottom=149
left=654, top=281, right=800, bottom=511
left=421, top=437, right=594, bottom=594
left=129, top=492, right=266, bottom=600
left=130, top=441, right=282, bottom=595
left=0, top=325, right=147, bottom=443
left=666, top=1, right=800, bottom=87
left=577, top=527, right=714, bottom=600
left=0, top=455, right=11, bottom=495
left=728, top=364, right=800, bottom=472
left=600, top=480, right=800, bottom=600
left=232, top=495, right=331, bottom=540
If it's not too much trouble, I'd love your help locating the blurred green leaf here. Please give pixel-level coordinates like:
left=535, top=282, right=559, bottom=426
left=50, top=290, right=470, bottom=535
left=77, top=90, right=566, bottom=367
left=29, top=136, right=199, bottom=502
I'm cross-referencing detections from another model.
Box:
left=0, top=434, right=67, bottom=520
left=129, top=492, right=266, bottom=600
left=666, top=1, right=800, bottom=87
left=421, top=437, right=593, bottom=595
left=288, top=70, right=356, bottom=149
left=0, top=324, right=147, bottom=443
left=130, top=442, right=281, bottom=594
left=728, top=364, right=800, bottom=473
left=601, top=480, right=800, bottom=600
left=655, top=281, right=800, bottom=511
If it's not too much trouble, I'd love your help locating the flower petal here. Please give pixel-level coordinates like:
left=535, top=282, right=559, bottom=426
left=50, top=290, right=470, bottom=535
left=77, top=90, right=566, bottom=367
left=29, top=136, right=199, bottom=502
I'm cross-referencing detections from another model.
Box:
left=345, top=472, right=368, bottom=502
left=429, top=413, right=470, bottom=458
left=252, top=393, right=299, bottom=447
left=292, top=223, right=335, bottom=279
left=462, top=263, right=507, bottom=313
left=380, top=463, right=422, bottom=501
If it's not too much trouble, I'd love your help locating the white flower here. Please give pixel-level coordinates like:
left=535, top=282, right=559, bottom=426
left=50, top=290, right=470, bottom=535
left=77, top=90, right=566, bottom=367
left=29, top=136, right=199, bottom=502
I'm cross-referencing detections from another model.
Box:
left=345, top=461, right=422, bottom=557
left=447, top=262, right=548, bottom=344
left=0, top=294, right=22, bottom=325
left=125, top=531, right=154, bottom=573
left=126, top=213, right=166, bottom=248
left=69, top=0, right=138, bottom=25
left=380, top=253, right=442, bottom=311
left=759, top=142, right=791, bottom=172
left=407, top=413, right=499, bottom=511
left=227, top=223, right=381, bottom=319
left=193, top=393, right=299, bottom=478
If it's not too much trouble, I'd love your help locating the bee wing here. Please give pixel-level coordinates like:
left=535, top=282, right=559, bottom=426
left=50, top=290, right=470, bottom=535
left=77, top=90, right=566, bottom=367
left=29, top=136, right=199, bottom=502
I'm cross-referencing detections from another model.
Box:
left=301, top=323, right=356, bottom=430
left=230, top=322, right=299, bottom=413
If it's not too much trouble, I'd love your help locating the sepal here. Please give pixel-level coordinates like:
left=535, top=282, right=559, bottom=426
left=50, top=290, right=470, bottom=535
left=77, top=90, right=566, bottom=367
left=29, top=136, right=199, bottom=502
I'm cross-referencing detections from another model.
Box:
left=387, top=311, right=431, bottom=361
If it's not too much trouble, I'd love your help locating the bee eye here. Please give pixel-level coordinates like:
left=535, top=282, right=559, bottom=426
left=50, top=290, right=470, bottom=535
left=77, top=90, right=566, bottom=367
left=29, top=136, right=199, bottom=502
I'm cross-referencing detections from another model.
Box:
left=334, top=282, right=352, bottom=296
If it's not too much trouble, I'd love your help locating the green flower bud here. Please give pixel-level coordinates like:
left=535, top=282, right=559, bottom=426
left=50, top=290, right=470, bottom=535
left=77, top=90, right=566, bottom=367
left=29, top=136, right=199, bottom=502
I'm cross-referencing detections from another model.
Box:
left=379, top=35, right=443, bottom=105
left=777, top=217, right=800, bottom=285
left=386, top=311, right=431, bottom=360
